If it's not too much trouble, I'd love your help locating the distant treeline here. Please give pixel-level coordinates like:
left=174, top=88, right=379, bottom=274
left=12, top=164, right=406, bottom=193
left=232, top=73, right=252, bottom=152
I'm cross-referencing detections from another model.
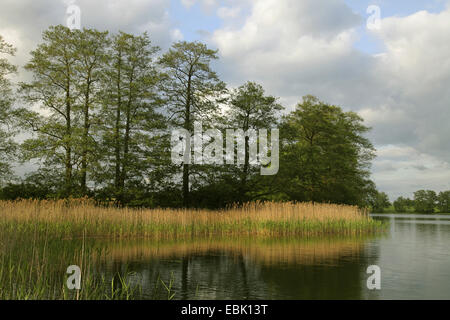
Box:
left=1, top=26, right=378, bottom=208
left=370, top=190, right=450, bottom=214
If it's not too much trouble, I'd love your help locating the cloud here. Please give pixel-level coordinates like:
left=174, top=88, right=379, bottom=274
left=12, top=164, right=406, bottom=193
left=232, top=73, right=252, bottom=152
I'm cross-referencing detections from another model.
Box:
left=208, top=0, right=450, bottom=197
left=368, top=8, right=450, bottom=161
left=217, top=6, right=241, bottom=19
left=210, top=0, right=366, bottom=107
left=181, top=0, right=196, bottom=9
left=181, top=0, right=218, bottom=13
left=373, top=145, right=450, bottom=199
left=0, top=0, right=173, bottom=83
left=170, top=28, right=184, bottom=41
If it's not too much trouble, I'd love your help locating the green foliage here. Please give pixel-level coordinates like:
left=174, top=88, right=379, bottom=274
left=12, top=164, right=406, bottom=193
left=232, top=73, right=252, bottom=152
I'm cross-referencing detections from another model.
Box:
left=276, top=95, right=376, bottom=206
left=0, top=35, right=18, bottom=184
left=393, top=196, right=414, bottom=213
left=19, top=26, right=84, bottom=195
left=159, top=41, right=227, bottom=207
left=93, top=31, right=165, bottom=205
left=391, top=191, right=450, bottom=214
left=209, top=81, right=283, bottom=205
left=368, top=191, right=391, bottom=213
left=437, top=191, right=450, bottom=213
left=413, top=190, right=437, bottom=213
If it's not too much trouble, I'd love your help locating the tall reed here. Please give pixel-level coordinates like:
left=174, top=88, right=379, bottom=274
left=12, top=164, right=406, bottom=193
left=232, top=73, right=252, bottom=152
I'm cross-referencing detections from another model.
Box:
left=0, top=199, right=384, bottom=239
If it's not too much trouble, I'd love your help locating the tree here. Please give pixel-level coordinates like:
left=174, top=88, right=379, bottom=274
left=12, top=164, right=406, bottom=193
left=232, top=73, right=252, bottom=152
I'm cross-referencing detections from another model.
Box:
left=72, top=28, right=109, bottom=195
left=0, top=35, right=17, bottom=184
left=225, top=81, right=283, bottom=203
left=413, top=190, right=437, bottom=213
left=96, top=31, right=164, bottom=205
left=19, top=25, right=79, bottom=196
left=159, top=41, right=226, bottom=207
left=369, top=191, right=391, bottom=213
left=393, top=196, right=413, bottom=213
left=437, top=191, right=450, bottom=213
left=277, top=95, right=376, bottom=206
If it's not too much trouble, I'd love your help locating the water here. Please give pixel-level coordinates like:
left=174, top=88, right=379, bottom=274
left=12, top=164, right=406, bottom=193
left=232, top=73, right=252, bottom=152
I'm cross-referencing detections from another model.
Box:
left=98, top=214, right=450, bottom=300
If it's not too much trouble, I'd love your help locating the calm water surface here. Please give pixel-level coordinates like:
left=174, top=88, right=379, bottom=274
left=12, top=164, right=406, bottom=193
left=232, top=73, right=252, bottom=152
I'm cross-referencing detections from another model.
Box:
left=98, top=214, right=450, bottom=300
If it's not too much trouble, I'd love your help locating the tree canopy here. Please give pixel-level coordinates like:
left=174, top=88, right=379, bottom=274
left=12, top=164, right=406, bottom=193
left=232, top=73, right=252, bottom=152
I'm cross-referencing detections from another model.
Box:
left=0, top=35, right=18, bottom=184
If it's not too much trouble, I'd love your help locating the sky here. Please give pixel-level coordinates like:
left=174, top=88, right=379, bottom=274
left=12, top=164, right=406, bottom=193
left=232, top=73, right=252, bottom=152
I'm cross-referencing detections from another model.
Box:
left=1, top=0, right=450, bottom=200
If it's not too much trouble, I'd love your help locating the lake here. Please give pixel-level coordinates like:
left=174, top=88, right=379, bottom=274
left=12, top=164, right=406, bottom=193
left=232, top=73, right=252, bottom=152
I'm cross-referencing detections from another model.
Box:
left=95, top=214, right=450, bottom=300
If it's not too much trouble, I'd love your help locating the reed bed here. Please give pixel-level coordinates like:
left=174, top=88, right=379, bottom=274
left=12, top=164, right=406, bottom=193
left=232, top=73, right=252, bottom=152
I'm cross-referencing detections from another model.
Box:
left=0, top=199, right=386, bottom=300
left=0, top=199, right=384, bottom=239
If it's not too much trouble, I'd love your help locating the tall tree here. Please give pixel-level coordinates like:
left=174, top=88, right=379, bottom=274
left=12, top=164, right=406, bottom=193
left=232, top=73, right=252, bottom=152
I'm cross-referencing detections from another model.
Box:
left=225, top=81, right=282, bottom=202
left=97, top=32, right=163, bottom=205
left=0, top=35, right=17, bottom=184
left=19, top=26, right=79, bottom=196
left=72, top=29, right=109, bottom=195
left=159, top=41, right=226, bottom=207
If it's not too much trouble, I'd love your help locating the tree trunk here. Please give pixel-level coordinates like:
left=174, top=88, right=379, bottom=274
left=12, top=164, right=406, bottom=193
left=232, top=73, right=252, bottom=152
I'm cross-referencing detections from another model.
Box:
left=183, top=74, right=192, bottom=208
left=65, top=77, right=72, bottom=197
left=114, top=54, right=123, bottom=204
left=120, top=90, right=133, bottom=199
left=81, top=78, right=91, bottom=195
left=240, top=114, right=250, bottom=203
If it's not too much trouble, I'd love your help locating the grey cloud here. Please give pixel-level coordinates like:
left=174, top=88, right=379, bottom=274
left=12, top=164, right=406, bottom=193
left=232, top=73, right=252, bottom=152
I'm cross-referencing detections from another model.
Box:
left=412, top=165, right=427, bottom=171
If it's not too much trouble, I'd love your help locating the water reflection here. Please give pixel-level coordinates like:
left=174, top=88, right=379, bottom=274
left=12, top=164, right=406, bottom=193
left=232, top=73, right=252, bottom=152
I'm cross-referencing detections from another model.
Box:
left=92, top=237, right=376, bottom=300
left=83, top=214, right=450, bottom=299
left=368, top=214, right=450, bottom=300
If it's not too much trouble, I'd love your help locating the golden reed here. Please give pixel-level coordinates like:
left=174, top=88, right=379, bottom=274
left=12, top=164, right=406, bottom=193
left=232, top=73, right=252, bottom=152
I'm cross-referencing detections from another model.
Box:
left=0, top=199, right=382, bottom=239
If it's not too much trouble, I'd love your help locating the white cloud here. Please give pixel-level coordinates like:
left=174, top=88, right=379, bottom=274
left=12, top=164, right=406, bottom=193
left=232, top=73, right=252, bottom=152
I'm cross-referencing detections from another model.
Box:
left=181, top=0, right=218, bottom=13
left=210, top=0, right=365, bottom=107
left=363, top=7, right=450, bottom=195
left=367, top=7, right=450, bottom=160
left=181, top=0, right=196, bottom=9
left=171, top=28, right=184, bottom=41
left=209, top=0, right=450, bottom=197
left=217, top=6, right=241, bottom=19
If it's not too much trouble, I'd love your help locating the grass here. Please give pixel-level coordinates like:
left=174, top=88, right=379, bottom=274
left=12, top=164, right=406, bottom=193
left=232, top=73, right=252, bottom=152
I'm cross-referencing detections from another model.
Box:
left=0, top=199, right=387, bottom=300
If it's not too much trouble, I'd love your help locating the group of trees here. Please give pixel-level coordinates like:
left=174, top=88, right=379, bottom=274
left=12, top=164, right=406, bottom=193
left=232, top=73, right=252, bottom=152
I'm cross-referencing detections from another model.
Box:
left=393, top=190, right=450, bottom=214
left=369, top=190, right=450, bottom=214
left=0, top=26, right=378, bottom=208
